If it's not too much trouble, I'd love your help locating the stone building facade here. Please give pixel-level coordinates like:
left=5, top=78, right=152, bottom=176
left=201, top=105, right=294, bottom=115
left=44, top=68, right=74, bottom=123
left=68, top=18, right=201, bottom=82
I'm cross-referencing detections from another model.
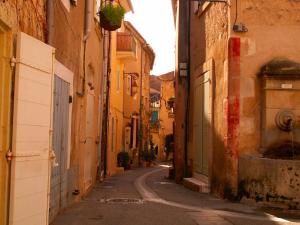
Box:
left=121, top=21, right=155, bottom=167
left=150, top=72, right=175, bottom=161
left=0, top=0, right=132, bottom=224
left=173, top=0, right=300, bottom=208
left=105, top=20, right=154, bottom=174
left=0, top=1, right=49, bottom=224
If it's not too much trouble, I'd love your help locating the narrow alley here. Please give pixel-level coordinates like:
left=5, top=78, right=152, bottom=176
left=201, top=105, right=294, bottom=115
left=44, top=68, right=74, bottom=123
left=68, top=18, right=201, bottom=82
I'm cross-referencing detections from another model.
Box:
left=2, top=0, right=300, bottom=225
left=52, top=165, right=300, bottom=225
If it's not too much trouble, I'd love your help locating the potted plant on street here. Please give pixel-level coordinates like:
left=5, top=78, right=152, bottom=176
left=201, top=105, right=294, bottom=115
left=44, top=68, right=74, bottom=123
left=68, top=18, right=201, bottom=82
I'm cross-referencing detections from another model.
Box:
left=140, top=143, right=156, bottom=167
left=164, top=134, right=174, bottom=161
left=99, top=3, right=125, bottom=31
left=117, top=151, right=130, bottom=170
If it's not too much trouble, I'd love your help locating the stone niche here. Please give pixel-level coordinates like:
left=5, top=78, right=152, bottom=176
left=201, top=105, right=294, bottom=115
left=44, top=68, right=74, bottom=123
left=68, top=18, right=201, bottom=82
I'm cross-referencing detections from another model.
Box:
left=238, top=58, right=300, bottom=209
left=260, top=58, right=300, bottom=158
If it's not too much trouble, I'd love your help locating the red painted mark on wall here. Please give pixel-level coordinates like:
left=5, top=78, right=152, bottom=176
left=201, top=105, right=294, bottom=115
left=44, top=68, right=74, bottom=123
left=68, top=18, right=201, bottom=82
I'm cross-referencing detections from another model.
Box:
left=225, top=37, right=241, bottom=159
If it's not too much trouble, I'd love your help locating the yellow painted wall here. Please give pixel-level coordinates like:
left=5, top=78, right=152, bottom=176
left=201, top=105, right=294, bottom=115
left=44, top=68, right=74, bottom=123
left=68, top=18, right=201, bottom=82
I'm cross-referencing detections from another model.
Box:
left=158, top=79, right=175, bottom=160
left=141, top=53, right=151, bottom=151
left=107, top=31, right=125, bottom=175
left=122, top=24, right=154, bottom=164
left=52, top=0, right=105, bottom=197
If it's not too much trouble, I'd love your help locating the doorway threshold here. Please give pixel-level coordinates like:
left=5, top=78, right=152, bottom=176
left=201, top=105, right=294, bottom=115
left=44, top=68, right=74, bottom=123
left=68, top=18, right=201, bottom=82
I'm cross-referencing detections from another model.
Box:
left=183, top=175, right=210, bottom=193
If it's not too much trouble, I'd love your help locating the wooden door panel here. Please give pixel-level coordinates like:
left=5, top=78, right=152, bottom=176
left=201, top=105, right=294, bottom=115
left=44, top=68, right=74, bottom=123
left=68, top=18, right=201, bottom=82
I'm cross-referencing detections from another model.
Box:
left=193, top=71, right=211, bottom=176
left=49, top=76, right=70, bottom=222
left=0, top=21, right=12, bottom=225
left=10, top=32, right=54, bottom=225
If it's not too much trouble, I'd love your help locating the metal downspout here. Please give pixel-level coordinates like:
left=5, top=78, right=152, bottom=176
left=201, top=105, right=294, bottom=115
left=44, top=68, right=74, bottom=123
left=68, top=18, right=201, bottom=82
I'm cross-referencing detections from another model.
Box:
left=102, top=31, right=112, bottom=176
left=83, top=0, right=93, bottom=42
left=184, top=0, right=191, bottom=177
left=81, top=0, right=93, bottom=94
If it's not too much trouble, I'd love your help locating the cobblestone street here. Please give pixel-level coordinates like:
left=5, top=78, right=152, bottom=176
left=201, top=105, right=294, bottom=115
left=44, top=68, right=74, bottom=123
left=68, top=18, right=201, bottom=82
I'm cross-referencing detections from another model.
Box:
left=52, top=165, right=300, bottom=225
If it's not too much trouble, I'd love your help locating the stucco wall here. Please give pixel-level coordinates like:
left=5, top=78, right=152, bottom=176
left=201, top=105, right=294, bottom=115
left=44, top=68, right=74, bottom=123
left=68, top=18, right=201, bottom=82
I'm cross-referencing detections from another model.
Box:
left=232, top=0, right=300, bottom=199
left=108, top=43, right=125, bottom=175
left=0, top=0, right=104, bottom=221
left=189, top=2, right=229, bottom=196
left=141, top=53, right=151, bottom=151
left=237, top=0, right=300, bottom=155
left=51, top=0, right=104, bottom=204
left=188, top=0, right=300, bottom=199
left=0, top=0, right=45, bottom=40
left=160, top=80, right=175, bottom=136
left=156, top=79, right=175, bottom=160
left=123, top=38, right=142, bottom=118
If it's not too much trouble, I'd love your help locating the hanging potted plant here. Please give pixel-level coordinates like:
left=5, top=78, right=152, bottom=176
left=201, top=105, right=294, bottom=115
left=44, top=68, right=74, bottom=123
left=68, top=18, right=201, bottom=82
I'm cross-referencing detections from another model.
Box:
left=99, top=3, right=126, bottom=31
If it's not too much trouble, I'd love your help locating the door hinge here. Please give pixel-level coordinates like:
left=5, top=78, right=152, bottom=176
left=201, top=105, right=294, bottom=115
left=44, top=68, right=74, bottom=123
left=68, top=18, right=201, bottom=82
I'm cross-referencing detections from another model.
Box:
left=10, top=57, right=16, bottom=68
left=6, top=151, right=13, bottom=161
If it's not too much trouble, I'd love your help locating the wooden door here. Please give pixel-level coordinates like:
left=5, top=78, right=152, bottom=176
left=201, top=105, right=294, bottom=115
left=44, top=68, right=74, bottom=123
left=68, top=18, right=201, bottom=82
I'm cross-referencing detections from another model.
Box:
left=49, top=76, right=70, bottom=222
left=10, top=32, right=54, bottom=225
left=193, top=72, right=212, bottom=176
left=0, top=20, right=12, bottom=225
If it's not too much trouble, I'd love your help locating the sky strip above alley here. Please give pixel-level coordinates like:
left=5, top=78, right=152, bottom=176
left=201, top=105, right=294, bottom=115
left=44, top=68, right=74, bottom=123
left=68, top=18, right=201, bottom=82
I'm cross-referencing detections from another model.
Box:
left=125, top=0, right=176, bottom=76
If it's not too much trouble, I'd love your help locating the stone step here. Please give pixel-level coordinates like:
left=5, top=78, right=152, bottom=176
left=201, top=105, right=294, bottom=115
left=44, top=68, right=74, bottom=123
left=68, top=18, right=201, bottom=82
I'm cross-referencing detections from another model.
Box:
left=115, top=167, right=125, bottom=174
left=183, top=177, right=210, bottom=193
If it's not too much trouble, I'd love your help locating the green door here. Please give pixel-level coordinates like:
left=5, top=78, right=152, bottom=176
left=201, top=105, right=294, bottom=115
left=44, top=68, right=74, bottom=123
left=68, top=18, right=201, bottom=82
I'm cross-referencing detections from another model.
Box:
left=193, top=72, right=212, bottom=176
left=0, top=20, right=12, bottom=225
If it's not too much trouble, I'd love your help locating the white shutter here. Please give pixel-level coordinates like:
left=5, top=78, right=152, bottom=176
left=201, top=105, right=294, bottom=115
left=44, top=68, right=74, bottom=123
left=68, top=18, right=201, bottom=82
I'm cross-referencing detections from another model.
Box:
left=9, top=32, right=54, bottom=225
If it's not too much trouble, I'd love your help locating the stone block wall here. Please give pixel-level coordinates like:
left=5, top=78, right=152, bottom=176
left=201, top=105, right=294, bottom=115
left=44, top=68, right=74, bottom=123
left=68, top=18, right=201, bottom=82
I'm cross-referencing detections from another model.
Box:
left=239, top=155, right=300, bottom=209
left=0, top=0, right=45, bottom=40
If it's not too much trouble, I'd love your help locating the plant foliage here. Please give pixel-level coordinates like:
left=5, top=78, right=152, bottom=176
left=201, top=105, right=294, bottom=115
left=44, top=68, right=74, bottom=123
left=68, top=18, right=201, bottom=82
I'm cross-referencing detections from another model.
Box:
left=117, top=151, right=130, bottom=169
left=99, top=4, right=125, bottom=31
left=165, top=134, right=174, bottom=153
left=140, top=141, right=156, bottom=162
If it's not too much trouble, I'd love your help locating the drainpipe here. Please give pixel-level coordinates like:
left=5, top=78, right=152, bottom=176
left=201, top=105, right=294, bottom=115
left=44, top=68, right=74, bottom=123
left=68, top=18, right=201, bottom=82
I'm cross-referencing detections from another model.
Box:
left=184, top=0, right=191, bottom=177
left=83, top=0, right=92, bottom=42
left=101, top=31, right=112, bottom=176
left=46, top=0, right=54, bottom=44
left=77, top=0, right=92, bottom=97
left=83, top=0, right=93, bottom=91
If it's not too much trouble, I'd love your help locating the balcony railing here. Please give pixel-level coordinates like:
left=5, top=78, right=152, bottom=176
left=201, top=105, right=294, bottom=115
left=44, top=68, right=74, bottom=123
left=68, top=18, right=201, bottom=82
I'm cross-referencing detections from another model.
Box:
left=117, top=32, right=136, bottom=59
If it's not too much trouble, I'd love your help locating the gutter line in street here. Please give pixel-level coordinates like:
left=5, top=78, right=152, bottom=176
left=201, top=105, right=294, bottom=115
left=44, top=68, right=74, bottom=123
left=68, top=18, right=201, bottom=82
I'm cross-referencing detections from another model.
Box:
left=134, top=167, right=292, bottom=224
